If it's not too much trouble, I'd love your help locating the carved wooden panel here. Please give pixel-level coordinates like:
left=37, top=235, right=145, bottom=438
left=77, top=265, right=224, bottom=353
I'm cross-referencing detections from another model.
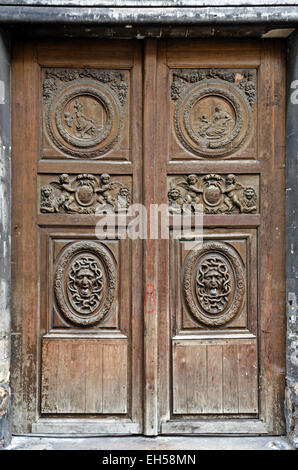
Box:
left=53, top=241, right=117, bottom=327
left=42, top=67, right=130, bottom=160
left=39, top=173, right=132, bottom=214
left=170, top=231, right=256, bottom=333
left=169, top=68, right=257, bottom=160
left=41, top=338, right=128, bottom=414
left=172, top=339, right=258, bottom=415
left=169, top=229, right=258, bottom=416
left=168, top=174, right=259, bottom=214
left=39, top=231, right=132, bottom=333
left=183, top=241, right=246, bottom=327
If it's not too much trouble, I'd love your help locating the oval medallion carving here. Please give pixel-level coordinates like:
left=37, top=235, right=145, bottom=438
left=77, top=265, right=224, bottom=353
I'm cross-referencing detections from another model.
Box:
left=174, top=80, right=251, bottom=158
left=203, top=183, right=222, bottom=207
left=183, top=241, right=245, bottom=326
left=46, top=81, right=122, bottom=158
left=54, top=241, right=116, bottom=326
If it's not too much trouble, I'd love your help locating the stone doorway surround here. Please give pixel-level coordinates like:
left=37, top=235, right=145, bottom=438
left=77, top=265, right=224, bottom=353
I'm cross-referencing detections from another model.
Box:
left=0, top=1, right=297, bottom=449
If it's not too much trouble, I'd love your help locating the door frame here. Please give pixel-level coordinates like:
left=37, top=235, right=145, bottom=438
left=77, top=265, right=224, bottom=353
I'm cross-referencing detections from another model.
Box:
left=0, top=23, right=296, bottom=444
left=10, top=37, right=286, bottom=437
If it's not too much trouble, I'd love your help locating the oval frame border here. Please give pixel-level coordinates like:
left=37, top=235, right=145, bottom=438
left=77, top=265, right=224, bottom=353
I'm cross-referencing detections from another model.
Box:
left=54, top=241, right=117, bottom=326
left=183, top=241, right=246, bottom=327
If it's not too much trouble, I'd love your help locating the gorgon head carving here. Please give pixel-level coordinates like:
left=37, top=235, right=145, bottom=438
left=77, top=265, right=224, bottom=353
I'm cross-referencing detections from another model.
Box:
left=67, top=256, right=104, bottom=313
left=196, top=256, right=231, bottom=315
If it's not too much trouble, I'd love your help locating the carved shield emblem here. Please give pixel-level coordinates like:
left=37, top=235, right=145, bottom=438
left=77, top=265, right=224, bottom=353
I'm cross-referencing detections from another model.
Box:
left=203, top=183, right=222, bottom=207
left=183, top=241, right=245, bottom=327
left=75, top=184, right=95, bottom=207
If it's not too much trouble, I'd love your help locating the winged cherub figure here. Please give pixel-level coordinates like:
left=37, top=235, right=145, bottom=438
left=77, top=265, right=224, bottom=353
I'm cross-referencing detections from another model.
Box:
left=50, top=173, right=76, bottom=212
left=223, top=174, right=245, bottom=213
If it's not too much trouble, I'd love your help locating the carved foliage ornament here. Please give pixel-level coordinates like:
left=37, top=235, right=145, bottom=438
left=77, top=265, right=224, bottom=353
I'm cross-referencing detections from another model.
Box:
left=171, top=69, right=256, bottom=105
left=43, top=68, right=128, bottom=158
left=183, top=241, right=245, bottom=327
left=43, top=69, right=128, bottom=105
left=171, top=69, right=256, bottom=158
left=168, top=173, right=257, bottom=214
left=54, top=241, right=117, bottom=326
left=40, top=173, right=131, bottom=214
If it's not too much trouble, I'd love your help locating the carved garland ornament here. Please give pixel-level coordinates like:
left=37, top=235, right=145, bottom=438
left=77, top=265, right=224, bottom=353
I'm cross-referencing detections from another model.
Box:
left=172, top=69, right=255, bottom=158
left=183, top=241, right=245, bottom=327
left=54, top=241, right=117, bottom=326
left=43, top=68, right=128, bottom=158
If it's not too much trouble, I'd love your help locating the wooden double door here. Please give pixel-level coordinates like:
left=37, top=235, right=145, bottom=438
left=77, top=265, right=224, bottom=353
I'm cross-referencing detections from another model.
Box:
left=12, top=39, right=285, bottom=435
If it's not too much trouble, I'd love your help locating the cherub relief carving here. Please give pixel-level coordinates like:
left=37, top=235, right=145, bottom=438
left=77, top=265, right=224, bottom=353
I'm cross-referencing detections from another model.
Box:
left=168, top=173, right=258, bottom=214
left=40, top=173, right=131, bottom=214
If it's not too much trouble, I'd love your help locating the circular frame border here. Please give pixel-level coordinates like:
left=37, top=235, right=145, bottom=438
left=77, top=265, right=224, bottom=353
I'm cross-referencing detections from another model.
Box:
left=175, top=80, right=251, bottom=158
left=46, top=81, right=122, bottom=158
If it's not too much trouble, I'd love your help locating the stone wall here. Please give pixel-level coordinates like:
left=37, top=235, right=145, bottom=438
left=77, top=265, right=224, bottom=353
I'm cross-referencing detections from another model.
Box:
left=0, top=29, right=11, bottom=448
left=285, top=30, right=298, bottom=449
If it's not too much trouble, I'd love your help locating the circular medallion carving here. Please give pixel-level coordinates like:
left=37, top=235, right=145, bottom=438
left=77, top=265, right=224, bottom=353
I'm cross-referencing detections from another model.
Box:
left=54, top=241, right=117, bottom=326
left=183, top=241, right=245, bottom=326
left=175, top=80, right=251, bottom=158
left=46, top=80, right=122, bottom=158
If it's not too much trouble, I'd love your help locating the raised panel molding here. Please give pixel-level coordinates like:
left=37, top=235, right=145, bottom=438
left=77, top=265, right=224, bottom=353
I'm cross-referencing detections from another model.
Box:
left=171, top=68, right=257, bottom=159
left=42, top=67, right=130, bottom=159
left=172, top=339, right=258, bottom=416
left=54, top=241, right=117, bottom=327
left=183, top=241, right=246, bottom=328
left=41, top=338, right=128, bottom=415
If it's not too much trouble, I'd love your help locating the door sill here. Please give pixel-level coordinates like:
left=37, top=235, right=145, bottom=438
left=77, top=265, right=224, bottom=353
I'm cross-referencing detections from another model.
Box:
left=161, top=419, right=269, bottom=435
left=32, top=418, right=141, bottom=435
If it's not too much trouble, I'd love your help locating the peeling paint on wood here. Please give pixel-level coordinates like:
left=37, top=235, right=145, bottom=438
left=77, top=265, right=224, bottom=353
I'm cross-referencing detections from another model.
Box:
left=3, top=1, right=298, bottom=6
left=0, top=6, right=298, bottom=26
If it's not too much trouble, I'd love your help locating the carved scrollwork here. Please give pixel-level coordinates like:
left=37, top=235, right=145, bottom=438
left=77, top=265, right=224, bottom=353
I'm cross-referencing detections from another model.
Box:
left=54, top=241, right=117, bottom=326
left=171, top=69, right=256, bottom=106
left=183, top=241, right=245, bottom=327
left=43, top=69, right=128, bottom=105
left=168, top=174, right=258, bottom=214
left=172, top=69, right=255, bottom=158
left=43, top=68, right=128, bottom=158
left=40, top=173, right=131, bottom=214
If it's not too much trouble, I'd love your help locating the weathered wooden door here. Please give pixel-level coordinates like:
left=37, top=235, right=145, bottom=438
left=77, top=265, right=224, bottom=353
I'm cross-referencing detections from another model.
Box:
left=12, top=40, right=143, bottom=434
left=12, top=39, right=285, bottom=435
left=153, top=40, right=286, bottom=435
